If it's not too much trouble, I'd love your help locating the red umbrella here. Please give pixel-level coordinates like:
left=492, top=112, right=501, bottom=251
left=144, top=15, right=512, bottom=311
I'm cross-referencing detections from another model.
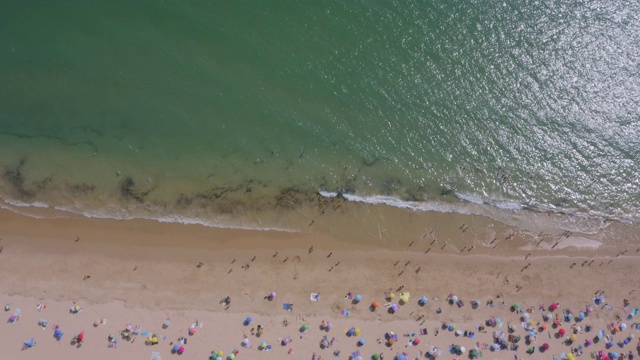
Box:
left=558, top=328, right=565, bottom=336
left=77, top=332, right=84, bottom=341
left=188, top=327, right=196, bottom=335
left=542, top=343, right=549, bottom=350
left=413, top=338, right=420, bottom=345
left=550, top=302, right=559, bottom=311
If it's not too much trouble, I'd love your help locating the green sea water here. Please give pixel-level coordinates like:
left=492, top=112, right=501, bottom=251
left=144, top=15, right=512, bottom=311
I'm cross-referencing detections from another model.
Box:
left=0, top=1, right=639, bottom=231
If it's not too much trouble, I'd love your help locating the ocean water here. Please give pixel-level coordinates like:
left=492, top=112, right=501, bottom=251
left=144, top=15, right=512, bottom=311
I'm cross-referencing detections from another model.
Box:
left=0, top=1, right=639, bottom=232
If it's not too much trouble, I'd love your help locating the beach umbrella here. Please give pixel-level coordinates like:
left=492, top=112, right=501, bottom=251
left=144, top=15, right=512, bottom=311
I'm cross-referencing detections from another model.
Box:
left=543, top=343, right=549, bottom=350
left=413, top=338, right=420, bottom=345
left=451, top=295, right=458, bottom=302
left=455, top=329, right=463, bottom=336
left=388, top=293, right=395, bottom=300
left=358, top=338, right=365, bottom=345
left=527, top=347, right=535, bottom=354
left=172, top=344, right=180, bottom=352
left=300, top=323, right=309, bottom=332
left=268, top=292, right=276, bottom=300
left=372, top=301, right=380, bottom=309
left=259, top=341, right=267, bottom=349
left=163, top=319, right=171, bottom=328
left=355, top=295, right=362, bottom=303
left=77, top=332, right=84, bottom=342
left=177, top=346, right=185, bottom=355
left=24, top=338, right=35, bottom=347
left=396, top=354, right=406, bottom=360
left=512, top=302, right=521, bottom=311
left=217, top=350, right=224, bottom=357
left=558, top=328, right=566, bottom=336
left=448, top=323, right=456, bottom=331
left=188, top=327, right=197, bottom=335
left=460, top=346, right=466, bottom=353
left=491, top=344, right=500, bottom=350
left=550, top=302, right=559, bottom=311
left=227, top=354, right=235, bottom=360
left=545, top=313, right=553, bottom=321
left=620, top=323, right=627, bottom=330
left=326, top=322, right=333, bottom=330
left=8, top=315, right=16, bottom=323
left=282, top=337, right=290, bottom=345
left=244, top=317, right=252, bottom=325
left=585, top=339, right=593, bottom=346
left=399, top=292, right=410, bottom=304
left=354, top=328, right=361, bottom=335
left=347, top=327, right=355, bottom=336
left=611, top=353, right=620, bottom=359
left=54, top=329, right=64, bottom=340
left=579, top=312, right=585, bottom=320
left=373, top=353, right=381, bottom=360
left=470, top=349, right=478, bottom=358
left=419, top=296, right=428, bottom=305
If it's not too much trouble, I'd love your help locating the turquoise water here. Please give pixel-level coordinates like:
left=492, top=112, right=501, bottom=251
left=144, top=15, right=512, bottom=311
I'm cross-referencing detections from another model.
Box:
left=0, top=1, right=639, bottom=230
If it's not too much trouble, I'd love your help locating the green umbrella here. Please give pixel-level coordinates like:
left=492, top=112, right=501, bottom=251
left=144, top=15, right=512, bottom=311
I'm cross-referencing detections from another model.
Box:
left=527, top=346, right=535, bottom=354
left=373, top=353, right=381, bottom=360
left=470, top=349, right=478, bottom=358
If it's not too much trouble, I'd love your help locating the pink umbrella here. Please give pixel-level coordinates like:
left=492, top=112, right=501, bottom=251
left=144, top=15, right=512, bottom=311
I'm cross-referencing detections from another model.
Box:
left=126, top=325, right=132, bottom=331
left=413, top=338, right=420, bottom=345
left=188, top=327, right=196, bottom=335
left=550, top=302, right=559, bottom=311
left=177, top=346, right=185, bottom=354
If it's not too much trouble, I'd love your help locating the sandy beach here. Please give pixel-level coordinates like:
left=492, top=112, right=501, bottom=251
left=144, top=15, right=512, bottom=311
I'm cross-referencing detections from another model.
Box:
left=1, top=205, right=639, bottom=360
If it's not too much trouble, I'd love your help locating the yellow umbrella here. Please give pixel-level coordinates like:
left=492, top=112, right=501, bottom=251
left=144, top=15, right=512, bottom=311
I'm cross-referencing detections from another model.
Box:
left=217, top=350, right=224, bottom=357
left=399, top=292, right=410, bottom=304
left=388, top=293, right=395, bottom=300
left=567, top=354, right=575, bottom=360
left=354, top=328, right=361, bottom=335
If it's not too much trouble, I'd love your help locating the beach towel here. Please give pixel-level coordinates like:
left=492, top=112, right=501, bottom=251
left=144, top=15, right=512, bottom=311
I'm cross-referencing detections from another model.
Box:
left=310, top=293, right=320, bottom=302
left=282, top=303, right=293, bottom=311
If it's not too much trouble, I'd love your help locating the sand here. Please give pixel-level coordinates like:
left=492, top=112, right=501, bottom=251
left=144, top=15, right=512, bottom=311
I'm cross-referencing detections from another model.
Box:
left=0, top=205, right=639, bottom=360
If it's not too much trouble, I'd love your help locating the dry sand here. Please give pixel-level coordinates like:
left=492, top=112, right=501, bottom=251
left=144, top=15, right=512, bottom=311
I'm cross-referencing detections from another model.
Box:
left=0, top=206, right=639, bottom=360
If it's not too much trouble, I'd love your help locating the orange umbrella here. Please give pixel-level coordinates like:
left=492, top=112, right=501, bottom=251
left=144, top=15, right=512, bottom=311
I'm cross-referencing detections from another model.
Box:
left=372, top=301, right=380, bottom=309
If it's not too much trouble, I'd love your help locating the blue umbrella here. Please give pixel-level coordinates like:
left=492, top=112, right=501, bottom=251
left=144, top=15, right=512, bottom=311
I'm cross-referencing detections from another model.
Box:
left=54, top=329, right=63, bottom=340
left=396, top=354, right=406, bottom=360
left=24, top=338, right=35, bottom=347
left=244, top=317, right=252, bottom=325
left=579, top=312, right=585, bottom=320
left=173, top=344, right=180, bottom=352
left=611, top=352, right=620, bottom=359
left=355, top=295, right=362, bottom=302
left=419, top=296, right=428, bottom=305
